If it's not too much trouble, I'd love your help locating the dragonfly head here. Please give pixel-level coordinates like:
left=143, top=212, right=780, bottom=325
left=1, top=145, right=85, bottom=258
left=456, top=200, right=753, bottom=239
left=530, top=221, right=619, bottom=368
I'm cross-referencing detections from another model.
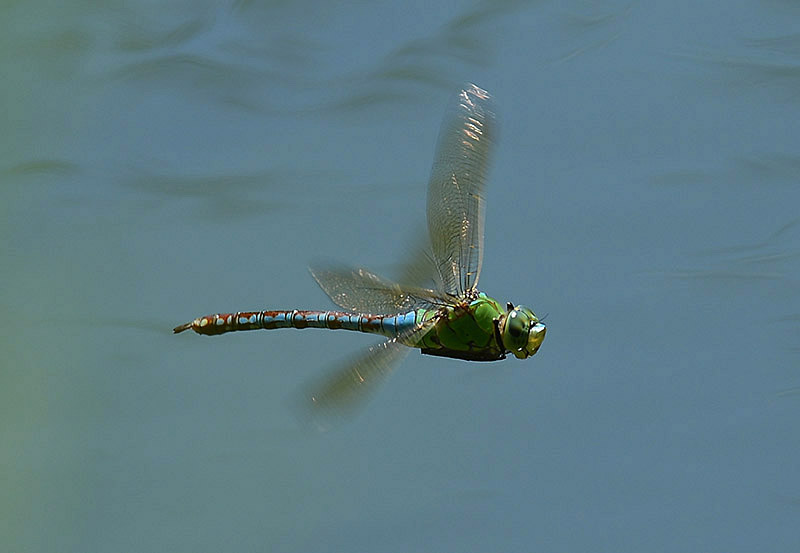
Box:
left=502, top=303, right=546, bottom=359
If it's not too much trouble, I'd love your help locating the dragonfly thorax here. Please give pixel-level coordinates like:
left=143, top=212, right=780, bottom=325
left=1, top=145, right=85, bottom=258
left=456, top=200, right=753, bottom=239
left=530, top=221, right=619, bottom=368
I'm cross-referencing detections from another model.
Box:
left=501, top=303, right=546, bottom=359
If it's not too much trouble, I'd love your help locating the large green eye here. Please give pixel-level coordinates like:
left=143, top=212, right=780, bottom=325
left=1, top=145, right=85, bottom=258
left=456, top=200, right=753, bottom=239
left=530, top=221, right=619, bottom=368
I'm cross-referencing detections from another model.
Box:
left=502, top=305, right=546, bottom=359
left=508, top=314, right=525, bottom=339
left=503, top=309, right=529, bottom=350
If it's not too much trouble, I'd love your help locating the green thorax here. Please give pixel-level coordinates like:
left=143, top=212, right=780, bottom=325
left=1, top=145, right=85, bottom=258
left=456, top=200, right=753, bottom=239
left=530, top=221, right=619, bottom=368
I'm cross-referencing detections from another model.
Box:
left=415, top=292, right=506, bottom=361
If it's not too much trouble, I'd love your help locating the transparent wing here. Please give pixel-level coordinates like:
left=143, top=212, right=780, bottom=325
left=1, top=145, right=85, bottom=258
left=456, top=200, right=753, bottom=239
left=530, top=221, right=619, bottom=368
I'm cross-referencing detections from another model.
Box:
left=295, top=316, right=438, bottom=429
left=392, top=228, right=444, bottom=294
left=427, top=84, right=494, bottom=296
left=309, top=264, right=449, bottom=314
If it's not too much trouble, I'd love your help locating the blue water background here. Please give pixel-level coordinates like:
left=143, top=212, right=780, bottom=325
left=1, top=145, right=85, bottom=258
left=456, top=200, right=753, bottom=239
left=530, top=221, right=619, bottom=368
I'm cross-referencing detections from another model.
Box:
left=2, top=1, right=798, bottom=551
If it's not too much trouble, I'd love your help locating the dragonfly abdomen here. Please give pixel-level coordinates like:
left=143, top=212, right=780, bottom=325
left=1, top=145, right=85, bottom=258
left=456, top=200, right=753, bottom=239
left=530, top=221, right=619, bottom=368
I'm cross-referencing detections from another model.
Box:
left=173, top=309, right=422, bottom=338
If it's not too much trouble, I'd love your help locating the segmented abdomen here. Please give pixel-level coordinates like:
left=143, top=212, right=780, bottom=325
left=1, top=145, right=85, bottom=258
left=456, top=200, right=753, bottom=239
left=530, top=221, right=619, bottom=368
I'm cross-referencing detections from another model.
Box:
left=173, top=309, right=422, bottom=338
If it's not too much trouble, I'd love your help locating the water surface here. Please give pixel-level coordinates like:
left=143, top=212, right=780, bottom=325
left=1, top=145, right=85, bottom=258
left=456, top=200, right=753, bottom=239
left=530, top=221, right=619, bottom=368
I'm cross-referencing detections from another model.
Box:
left=2, top=1, right=798, bottom=551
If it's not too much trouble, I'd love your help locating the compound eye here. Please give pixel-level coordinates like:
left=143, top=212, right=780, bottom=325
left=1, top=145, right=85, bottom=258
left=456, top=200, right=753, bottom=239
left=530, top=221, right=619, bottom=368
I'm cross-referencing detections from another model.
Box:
left=507, top=314, right=526, bottom=339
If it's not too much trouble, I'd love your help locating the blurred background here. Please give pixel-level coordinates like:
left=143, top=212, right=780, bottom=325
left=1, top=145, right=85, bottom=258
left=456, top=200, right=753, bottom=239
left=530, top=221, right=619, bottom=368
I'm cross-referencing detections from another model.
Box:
left=1, top=0, right=798, bottom=551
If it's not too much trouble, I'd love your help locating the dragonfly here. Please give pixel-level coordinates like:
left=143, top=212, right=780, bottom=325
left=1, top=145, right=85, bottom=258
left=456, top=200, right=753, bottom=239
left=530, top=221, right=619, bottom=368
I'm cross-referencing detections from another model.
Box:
left=175, top=84, right=546, bottom=414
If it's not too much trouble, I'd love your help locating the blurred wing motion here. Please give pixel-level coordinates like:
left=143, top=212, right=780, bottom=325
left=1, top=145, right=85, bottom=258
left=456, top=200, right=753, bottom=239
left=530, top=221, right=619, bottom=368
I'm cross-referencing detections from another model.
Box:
left=426, top=84, right=494, bottom=297
left=298, top=317, right=438, bottom=428
left=303, top=85, right=496, bottom=421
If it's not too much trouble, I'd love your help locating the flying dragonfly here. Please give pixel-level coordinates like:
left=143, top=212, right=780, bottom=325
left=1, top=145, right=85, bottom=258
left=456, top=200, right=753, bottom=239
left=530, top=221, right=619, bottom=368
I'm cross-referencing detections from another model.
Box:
left=175, top=84, right=547, bottom=414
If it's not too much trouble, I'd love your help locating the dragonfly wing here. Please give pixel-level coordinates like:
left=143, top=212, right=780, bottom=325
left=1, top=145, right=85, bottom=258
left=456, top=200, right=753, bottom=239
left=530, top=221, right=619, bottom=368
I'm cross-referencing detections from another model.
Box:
left=309, top=264, right=448, bottom=314
left=296, top=316, right=438, bottom=428
left=392, top=228, right=445, bottom=294
left=427, top=84, right=494, bottom=296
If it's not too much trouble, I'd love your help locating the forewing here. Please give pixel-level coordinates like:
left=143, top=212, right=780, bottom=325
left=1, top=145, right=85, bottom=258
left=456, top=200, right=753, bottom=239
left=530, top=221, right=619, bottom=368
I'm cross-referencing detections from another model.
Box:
left=310, top=264, right=447, bottom=314
left=427, top=84, right=494, bottom=296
